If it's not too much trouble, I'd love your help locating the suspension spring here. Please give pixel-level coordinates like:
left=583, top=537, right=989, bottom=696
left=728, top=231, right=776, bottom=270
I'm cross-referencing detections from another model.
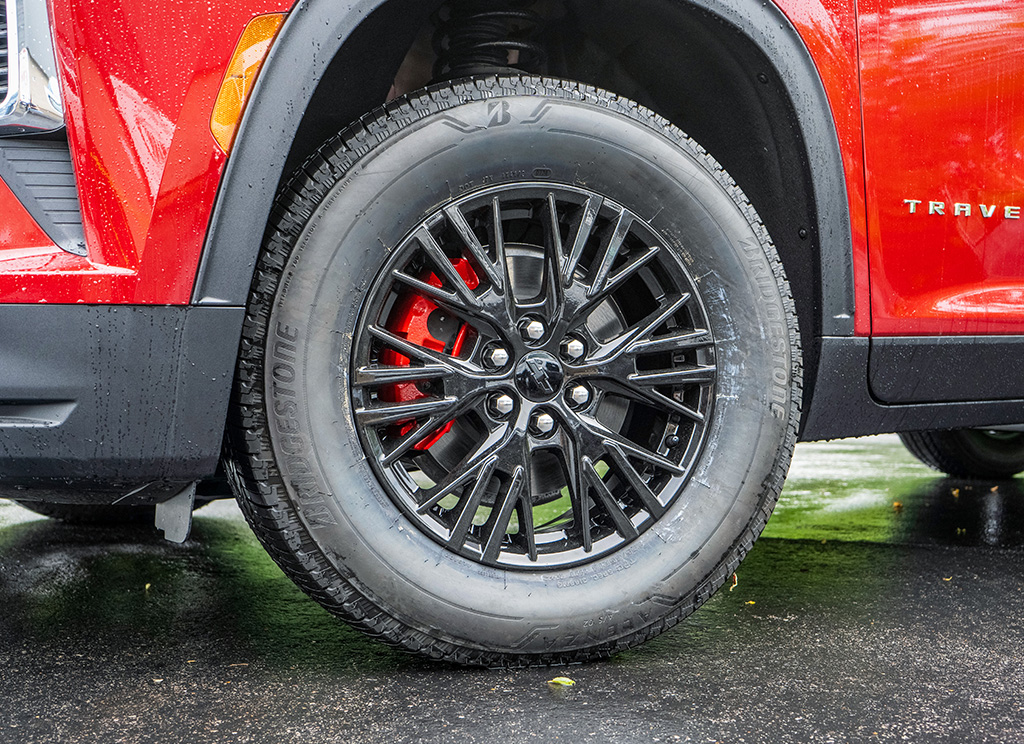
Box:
left=432, top=0, right=546, bottom=80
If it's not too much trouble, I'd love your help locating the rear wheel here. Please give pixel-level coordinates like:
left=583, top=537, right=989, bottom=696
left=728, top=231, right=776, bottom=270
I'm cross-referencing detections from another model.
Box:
left=225, top=77, right=801, bottom=665
left=899, top=429, right=1024, bottom=479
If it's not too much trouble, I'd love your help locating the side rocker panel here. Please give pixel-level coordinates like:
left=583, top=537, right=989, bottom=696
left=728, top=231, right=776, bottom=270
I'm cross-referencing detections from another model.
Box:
left=801, top=338, right=1024, bottom=440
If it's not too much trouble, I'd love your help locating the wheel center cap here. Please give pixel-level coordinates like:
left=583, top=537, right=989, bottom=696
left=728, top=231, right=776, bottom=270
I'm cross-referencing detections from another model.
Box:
left=515, top=352, right=564, bottom=401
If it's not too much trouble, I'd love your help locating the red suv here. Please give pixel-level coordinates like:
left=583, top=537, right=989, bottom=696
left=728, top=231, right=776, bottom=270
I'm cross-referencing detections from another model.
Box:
left=2, top=0, right=1022, bottom=665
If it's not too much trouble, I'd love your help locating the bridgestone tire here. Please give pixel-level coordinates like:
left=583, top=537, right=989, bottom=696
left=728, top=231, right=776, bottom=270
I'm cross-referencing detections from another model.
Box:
left=899, top=429, right=1024, bottom=479
left=225, top=77, right=802, bottom=666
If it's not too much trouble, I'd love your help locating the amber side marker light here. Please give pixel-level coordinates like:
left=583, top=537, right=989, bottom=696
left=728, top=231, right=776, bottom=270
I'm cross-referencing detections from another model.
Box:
left=211, top=13, right=287, bottom=153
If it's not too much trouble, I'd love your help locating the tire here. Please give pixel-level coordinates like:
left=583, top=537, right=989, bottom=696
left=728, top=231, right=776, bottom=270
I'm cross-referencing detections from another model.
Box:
left=225, top=76, right=802, bottom=665
left=899, top=429, right=1024, bottom=479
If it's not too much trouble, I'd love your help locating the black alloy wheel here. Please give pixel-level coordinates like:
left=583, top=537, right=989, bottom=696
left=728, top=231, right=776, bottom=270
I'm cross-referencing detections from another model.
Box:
left=225, top=76, right=801, bottom=665
left=352, top=184, right=716, bottom=570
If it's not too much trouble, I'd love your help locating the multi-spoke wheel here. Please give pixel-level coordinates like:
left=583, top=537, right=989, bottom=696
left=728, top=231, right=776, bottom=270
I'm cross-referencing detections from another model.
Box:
left=900, top=429, right=1024, bottom=479
left=225, top=77, right=801, bottom=665
left=352, top=185, right=716, bottom=569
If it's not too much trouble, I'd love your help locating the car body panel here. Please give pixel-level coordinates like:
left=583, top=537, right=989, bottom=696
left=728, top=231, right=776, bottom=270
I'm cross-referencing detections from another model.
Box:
left=0, top=0, right=291, bottom=304
left=859, top=0, right=1024, bottom=335
left=0, top=0, right=1022, bottom=494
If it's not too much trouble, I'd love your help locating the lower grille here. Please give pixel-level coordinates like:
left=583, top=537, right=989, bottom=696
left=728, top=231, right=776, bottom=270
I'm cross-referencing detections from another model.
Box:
left=1, top=3, right=8, bottom=102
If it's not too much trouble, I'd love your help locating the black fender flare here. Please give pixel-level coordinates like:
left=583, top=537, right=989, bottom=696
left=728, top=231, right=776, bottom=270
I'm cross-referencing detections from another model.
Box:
left=191, top=0, right=854, bottom=338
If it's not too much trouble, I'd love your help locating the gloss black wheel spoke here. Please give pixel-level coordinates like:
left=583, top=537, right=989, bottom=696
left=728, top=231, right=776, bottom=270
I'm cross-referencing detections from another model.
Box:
left=583, top=455, right=639, bottom=540
left=514, top=460, right=539, bottom=562
left=489, top=197, right=517, bottom=319
left=605, top=443, right=667, bottom=519
left=626, top=328, right=712, bottom=356
left=628, top=365, right=717, bottom=387
left=367, top=325, right=482, bottom=376
left=390, top=269, right=474, bottom=314
left=599, top=243, right=660, bottom=296
left=587, top=208, right=635, bottom=299
left=446, top=456, right=498, bottom=550
left=419, top=425, right=512, bottom=511
left=353, top=363, right=452, bottom=387
left=481, top=465, right=526, bottom=564
left=355, top=395, right=459, bottom=427
left=599, top=376, right=706, bottom=423
left=577, top=414, right=686, bottom=476
left=413, top=227, right=484, bottom=311
left=561, top=194, right=602, bottom=288
left=590, top=293, right=692, bottom=363
left=558, top=423, right=594, bottom=552
left=417, top=449, right=500, bottom=515
left=542, top=192, right=566, bottom=324
left=443, top=203, right=505, bottom=293
left=379, top=416, right=453, bottom=467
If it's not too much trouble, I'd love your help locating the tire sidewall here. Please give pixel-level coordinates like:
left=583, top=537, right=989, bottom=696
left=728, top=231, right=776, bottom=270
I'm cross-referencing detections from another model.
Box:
left=262, top=82, right=797, bottom=654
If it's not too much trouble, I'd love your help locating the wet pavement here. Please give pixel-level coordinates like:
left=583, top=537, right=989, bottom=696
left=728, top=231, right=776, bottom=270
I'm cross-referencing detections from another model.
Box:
left=1, top=435, right=1022, bottom=743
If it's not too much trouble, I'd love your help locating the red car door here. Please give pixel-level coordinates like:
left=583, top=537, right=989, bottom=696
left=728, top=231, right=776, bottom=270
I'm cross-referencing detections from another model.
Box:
left=859, top=0, right=1024, bottom=337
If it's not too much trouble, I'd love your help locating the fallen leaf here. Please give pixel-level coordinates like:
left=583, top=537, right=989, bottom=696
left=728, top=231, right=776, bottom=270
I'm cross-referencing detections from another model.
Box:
left=892, top=501, right=903, bottom=512
left=952, top=488, right=960, bottom=498
left=745, top=600, right=756, bottom=605
left=990, top=486, right=999, bottom=493
left=547, top=677, right=576, bottom=687
left=943, top=577, right=952, bottom=582
left=729, top=573, right=738, bottom=592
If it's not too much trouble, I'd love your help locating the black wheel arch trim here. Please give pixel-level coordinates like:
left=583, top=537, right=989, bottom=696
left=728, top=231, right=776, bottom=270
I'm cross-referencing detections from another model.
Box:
left=191, top=0, right=856, bottom=339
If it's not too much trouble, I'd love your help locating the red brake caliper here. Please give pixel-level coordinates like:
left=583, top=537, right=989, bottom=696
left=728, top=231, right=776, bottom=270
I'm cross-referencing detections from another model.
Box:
left=381, top=257, right=481, bottom=450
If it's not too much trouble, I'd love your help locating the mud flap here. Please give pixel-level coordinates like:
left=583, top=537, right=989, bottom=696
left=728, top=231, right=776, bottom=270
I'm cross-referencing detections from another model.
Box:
left=155, top=482, right=197, bottom=543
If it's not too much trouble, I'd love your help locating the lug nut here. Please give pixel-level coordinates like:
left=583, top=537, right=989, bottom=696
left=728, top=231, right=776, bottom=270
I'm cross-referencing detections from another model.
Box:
left=484, top=345, right=510, bottom=369
left=568, top=384, right=591, bottom=408
left=561, top=337, right=586, bottom=362
left=520, top=318, right=545, bottom=342
left=530, top=411, right=556, bottom=436
left=489, top=394, right=515, bottom=418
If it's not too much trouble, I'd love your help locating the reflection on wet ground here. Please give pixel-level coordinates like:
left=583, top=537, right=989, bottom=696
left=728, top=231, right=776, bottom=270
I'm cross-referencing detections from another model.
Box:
left=0, top=435, right=1022, bottom=743
left=767, top=435, right=1024, bottom=548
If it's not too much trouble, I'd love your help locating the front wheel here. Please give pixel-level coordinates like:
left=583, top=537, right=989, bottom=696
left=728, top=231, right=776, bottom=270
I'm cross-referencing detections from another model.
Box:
left=225, top=77, right=801, bottom=665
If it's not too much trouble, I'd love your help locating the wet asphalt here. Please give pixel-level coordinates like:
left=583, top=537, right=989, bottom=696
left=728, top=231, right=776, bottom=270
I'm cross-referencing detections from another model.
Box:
left=1, top=434, right=1022, bottom=744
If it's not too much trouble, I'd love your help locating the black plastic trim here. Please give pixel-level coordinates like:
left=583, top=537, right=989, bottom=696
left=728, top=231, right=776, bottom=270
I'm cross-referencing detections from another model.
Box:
left=192, top=0, right=430, bottom=306
left=192, top=0, right=855, bottom=338
left=0, top=304, right=243, bottom=502
left=870, top=336, right=1024, bottom=404
left=800, top=337, right=1024, bottom=441
left=0, top=138, right=86, bottom=256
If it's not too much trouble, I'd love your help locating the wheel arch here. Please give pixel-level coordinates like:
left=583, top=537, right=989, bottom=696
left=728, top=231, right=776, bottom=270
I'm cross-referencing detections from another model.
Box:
left=193, top=0, right=854, bottom=414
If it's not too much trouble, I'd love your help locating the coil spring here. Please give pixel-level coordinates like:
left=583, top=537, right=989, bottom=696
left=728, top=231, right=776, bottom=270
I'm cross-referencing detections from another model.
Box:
left=432, top=0, right=545, bottom=80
